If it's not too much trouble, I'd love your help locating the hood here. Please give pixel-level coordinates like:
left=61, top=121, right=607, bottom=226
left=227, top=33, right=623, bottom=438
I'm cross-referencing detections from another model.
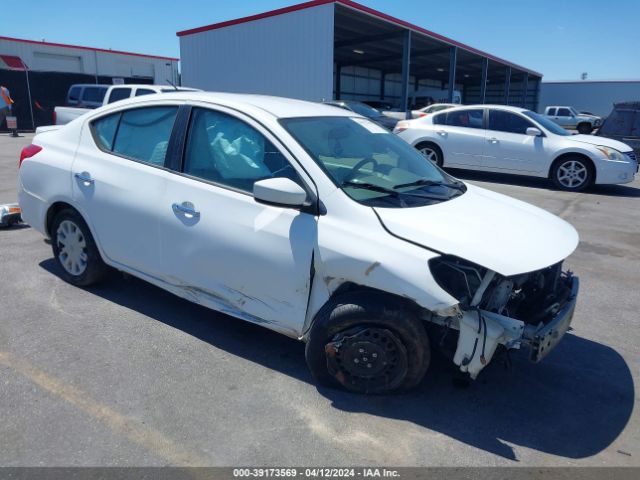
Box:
left=374, top=184, right=579, bottom=276
left=568, top=134, right=633, bottom=152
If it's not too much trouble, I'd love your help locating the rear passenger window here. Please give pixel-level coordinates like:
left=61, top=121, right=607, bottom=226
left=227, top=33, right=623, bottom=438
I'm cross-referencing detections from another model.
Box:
left=547, top=108, right=556, bottom=116
left=92, top=113, right=121, bottom=150
left=68, top=86, right=81, bottom=103
left=82, top=87, right=107, bottom=103
left=432, top=113, right=446, bottom=125
left=488, top=110, right=533, bottom=135
left=112, top=106, right=178, bottom=166
left=183, top=108, right=301, bottom=193
left=445, top=109, right=484, bottom=129
left=108, top=88, right=131, bottom=103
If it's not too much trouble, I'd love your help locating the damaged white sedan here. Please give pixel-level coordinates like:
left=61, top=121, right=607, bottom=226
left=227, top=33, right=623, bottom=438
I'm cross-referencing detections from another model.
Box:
left=18, top=92, right=579, bottom=393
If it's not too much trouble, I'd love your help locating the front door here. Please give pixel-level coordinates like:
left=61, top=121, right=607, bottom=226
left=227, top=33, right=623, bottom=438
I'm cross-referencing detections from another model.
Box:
left=482, top=109, right=547, bottom=174
left=159, top=106, right=317, bottom=336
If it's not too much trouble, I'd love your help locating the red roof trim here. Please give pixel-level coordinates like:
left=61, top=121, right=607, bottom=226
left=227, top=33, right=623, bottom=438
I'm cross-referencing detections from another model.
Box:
left=176, top=0, right=335, bottom=37
left=176, top=0, right=542, bottom=78
left=0, top=36, right=178, bottom=61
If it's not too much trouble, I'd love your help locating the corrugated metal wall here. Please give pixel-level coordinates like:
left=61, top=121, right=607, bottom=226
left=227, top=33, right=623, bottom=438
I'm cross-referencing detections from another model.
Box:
left=180, top=3, right=334, bottom=101
left=0, top=38, right=178, bottom=84
left=539, top=81, right=640, bottom=117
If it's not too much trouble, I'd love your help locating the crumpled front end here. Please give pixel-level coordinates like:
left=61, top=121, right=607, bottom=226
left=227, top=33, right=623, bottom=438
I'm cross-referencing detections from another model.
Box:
left=428, top=255, right=579, bottom=378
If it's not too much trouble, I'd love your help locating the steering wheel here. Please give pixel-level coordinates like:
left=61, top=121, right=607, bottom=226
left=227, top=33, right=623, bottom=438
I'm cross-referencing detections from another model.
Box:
left=344, top=157, right=379, bottom=182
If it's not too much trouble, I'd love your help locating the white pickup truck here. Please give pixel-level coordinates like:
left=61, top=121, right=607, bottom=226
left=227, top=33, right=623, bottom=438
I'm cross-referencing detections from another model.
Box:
left=54, top=84, right=199, bottom=125
left=543, top=106, right=602, bottom=134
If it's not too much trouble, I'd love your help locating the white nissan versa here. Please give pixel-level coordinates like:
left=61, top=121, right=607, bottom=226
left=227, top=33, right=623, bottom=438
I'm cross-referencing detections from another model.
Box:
left=18, top=92, right=580, bottom=393
left=395, top=105, right=638, bottom=191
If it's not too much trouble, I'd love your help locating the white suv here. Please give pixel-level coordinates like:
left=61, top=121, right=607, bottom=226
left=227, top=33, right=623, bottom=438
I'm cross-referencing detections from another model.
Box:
left=19, top=92, right=579, bottom=393
left=395, top=105, right=637, bottom=191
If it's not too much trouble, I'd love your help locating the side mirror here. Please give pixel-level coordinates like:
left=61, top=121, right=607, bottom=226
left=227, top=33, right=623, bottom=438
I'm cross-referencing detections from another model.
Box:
left=253, top=177, right=307, bottom=208
left=526, top=127, right=542, bottom=137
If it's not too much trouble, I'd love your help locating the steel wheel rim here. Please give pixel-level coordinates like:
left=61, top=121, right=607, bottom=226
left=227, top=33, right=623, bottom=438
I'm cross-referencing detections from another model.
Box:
left=325, top=326, right=408, bottom=393
left=56, top=220, right=88, bottom=276
left=419, top=147, right=439, bottom=165
left=557, top=160, right=588, bottom=188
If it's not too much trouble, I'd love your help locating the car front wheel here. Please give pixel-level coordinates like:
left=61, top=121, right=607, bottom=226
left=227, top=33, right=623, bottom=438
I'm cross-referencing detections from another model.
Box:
left=577, top=123, right=593, bottom=135
left=51, top=208, right=108, bottom=286
left=551, top=157, right=594, bottom=191
left=305, top=292, right=430, bottom=394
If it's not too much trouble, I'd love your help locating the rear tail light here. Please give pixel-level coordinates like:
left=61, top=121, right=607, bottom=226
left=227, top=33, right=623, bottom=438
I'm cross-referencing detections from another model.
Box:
left=19, top=144, right=42, bottom=168
left=52, top=110, right=57, bottom=125
left=417, top=112, right=427, bottom=117
left=393, top=120, right=410, bottom=134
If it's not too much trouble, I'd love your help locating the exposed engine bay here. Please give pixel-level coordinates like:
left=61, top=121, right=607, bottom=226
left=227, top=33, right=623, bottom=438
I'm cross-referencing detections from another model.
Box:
left=428, top=255, right=578, bottom=378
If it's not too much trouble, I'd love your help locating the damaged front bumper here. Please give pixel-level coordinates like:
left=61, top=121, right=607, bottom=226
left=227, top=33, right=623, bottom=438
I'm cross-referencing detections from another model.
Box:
left=528, top=276, right=579, bottom=363
left=452, top=275, right=579, bottom=379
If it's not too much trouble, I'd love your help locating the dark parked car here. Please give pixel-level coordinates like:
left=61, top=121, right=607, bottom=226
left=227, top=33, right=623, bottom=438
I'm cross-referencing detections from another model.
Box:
left=597, top=101, right=640, bottom=155
left=362, top=100, right=396, bottom=111
left=324, top=100, right=398, bottom=130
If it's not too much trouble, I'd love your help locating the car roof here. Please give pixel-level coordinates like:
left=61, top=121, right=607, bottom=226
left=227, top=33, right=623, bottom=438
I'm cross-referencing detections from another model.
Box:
left=104, top=91, right=355, bottom=119
left=71, top=84, right=110, bottom=88
left=448, top=104, right=530, bottom=113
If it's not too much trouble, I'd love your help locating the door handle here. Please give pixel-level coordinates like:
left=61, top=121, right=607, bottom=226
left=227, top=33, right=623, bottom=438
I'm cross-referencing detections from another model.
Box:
left=488, top=137, right=499, bottom=144
left=172, top=202, right=200, bottom=218
left=436, top=130, right=447, bottom=136
left=74, top=172, right=94, bottom=185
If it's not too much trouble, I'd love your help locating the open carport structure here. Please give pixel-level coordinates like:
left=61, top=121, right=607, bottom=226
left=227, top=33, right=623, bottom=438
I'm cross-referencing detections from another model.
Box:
left=178, top=0, right=542, bottom=114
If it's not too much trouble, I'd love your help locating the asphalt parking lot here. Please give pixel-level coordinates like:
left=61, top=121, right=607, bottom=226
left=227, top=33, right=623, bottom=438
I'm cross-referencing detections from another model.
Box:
left=1, top=132, right=638, bottom=467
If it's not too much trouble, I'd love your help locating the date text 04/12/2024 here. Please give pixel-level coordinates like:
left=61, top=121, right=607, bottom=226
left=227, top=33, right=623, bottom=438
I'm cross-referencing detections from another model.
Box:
left=232, top=468, right=401, bottom=478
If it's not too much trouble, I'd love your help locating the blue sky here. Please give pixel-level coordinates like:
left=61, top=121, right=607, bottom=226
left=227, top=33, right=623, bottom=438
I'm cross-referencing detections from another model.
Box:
left=6, top=0, right=640, bottom=80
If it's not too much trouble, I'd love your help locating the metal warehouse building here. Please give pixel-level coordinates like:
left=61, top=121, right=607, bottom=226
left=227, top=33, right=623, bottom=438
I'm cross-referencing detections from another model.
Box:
left=0, top=36, right=179, bottom=130
left=540, top=80, right=640, bottom=117
left=178, top=0, right=542, bottom=114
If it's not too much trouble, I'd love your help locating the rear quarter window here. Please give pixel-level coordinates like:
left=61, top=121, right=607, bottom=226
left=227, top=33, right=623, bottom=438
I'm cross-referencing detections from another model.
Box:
left=91, top=113, right=121, bottom=151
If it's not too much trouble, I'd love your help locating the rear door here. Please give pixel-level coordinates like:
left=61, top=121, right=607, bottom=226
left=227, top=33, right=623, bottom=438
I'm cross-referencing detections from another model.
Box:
left=71, top=103, right=180, bottom=275
left=433, top=108, right=485, bottom=168
left=158, top=104, right=317, bottom=335
left=483, top=109, right=548, bottom=174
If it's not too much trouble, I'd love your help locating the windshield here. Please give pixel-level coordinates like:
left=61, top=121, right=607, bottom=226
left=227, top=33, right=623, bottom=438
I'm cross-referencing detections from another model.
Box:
left=280, top=116, right=465, bottom=208
left=344, top=101, right=382, bottom=118
left=523, top=111, right=572, bottom=136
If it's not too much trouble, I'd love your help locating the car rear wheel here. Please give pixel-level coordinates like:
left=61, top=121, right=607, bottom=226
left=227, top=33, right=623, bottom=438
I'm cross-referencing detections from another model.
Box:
left=305, top=292, right=430, bottom=394
left=577, top=123, right=593, bottom=135
left=51, top=208, right=108, bottom=286
left=551, top=157, right=594, bottom=191
left=416, top=142, right=443, bottom=167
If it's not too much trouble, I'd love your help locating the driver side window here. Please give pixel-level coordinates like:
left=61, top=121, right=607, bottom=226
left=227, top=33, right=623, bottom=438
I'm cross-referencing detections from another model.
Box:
left=183, top=108, right=302, bottom=193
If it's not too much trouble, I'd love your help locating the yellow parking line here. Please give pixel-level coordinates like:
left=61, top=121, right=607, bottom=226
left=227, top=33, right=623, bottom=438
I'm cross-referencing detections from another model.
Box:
left=0, top=351, right=209, bottom=466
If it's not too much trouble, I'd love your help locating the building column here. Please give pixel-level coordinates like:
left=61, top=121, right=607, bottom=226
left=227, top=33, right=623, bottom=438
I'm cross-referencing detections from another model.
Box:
left=335, top=64, right=342, bottom=100
left=400, top=30, right=411, bottom=118
left=480, top=57, right=488, bottom=104
left=380, top=72, right=386, bottom=100
left=521, top=74, right=529, bottom=108
left=504, top=66, right=511, bottom=105
left=447, top=46, right=458, bottom=103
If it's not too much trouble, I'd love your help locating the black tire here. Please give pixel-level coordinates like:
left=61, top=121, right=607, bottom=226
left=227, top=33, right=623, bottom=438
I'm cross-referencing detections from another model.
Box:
left=577, top=123, right=593, bottom=135
left=415, top=142, right=443, bottom=167
left=550, top=156, right=594, bottom=191
left=305, top=291, right=431, bottom=394
left=50, top=208, right=108, bottom=286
